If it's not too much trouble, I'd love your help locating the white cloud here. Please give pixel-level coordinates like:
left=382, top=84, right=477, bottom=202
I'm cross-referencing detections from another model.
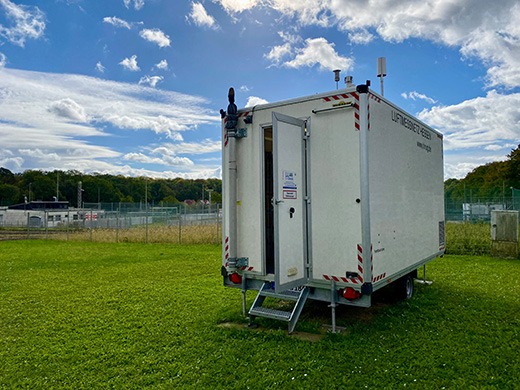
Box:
left=418, top=91, right=520, bottom=152
left=0, top=0, right=46, bottom=47
left=245, top=96, right=268, bottom=107
left=95, top=61, right=105, bottom=73
left=189, top=2, right=218, bottom=29
left=152, top=139, right=221, bottom=156
left=48, top=98, right=88, bottom=122
left=348, top=29, right=374, bottom=45
left=119, top=55, right=140, bottom=71
left=154, top=59, right=168, bottom=70
left=213, top=0, right=258, bottom=14
left=265, top=42, right=293, bottom=66
left=265, top=31, right=302, bottom=66
left=0, top=149, right=23, bottom=170
left=19, top=148, right=60, bottom=161
left=123, top=152, right=194, bottom=166
left=103, top=16, right=131, bottom=29
left=123, top=0, right=144, bottom=11
left=283, top=37, right=353, bottom=71
left=216, top=0, right=520, bottom=89
left=139, top=28, right=171, bottom=48
left=0, top=67, right=219, bottom=176
left=444, top=153, right=508, bottom=180
left=138, top=75, right=163, bottom=88
left=0, top=52, right=6, bottom=68
left=401, top=91, right=437, bottom=104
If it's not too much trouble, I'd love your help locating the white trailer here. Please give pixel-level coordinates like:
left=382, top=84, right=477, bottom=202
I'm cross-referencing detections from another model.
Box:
left=221, top=84, right=445, bottom=332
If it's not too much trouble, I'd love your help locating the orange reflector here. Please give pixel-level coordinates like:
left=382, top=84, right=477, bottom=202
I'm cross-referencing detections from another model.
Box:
left=342, top=287, right=361, bottom=300
left=229, top=272, right=242, bottom=284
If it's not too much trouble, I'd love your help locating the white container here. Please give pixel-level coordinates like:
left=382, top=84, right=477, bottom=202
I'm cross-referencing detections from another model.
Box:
left=222, top=84, right=445, bottom=313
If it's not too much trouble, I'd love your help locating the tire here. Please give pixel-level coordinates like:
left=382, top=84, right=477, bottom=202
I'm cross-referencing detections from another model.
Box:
left=396, top=273, right=414, bottom=300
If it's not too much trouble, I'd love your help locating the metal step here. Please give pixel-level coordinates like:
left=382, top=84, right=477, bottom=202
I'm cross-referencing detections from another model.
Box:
left=249, top=307, right=291, bottom=321
left=248, top=283, right=309, bottom=333
left=259, top=288, right=301, bottom=301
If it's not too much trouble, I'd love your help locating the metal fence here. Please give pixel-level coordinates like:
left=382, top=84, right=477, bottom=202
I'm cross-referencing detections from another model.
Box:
left=446, top=189, right=520, bottom=222
left=0, top=202, right=222, bottom=244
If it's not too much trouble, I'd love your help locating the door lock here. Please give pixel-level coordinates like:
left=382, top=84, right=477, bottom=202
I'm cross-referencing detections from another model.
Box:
left=289, top=207, right=295, bottom=218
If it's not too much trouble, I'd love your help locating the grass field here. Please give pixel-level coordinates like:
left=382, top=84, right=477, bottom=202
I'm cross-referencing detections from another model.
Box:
left=1, top=241, right=519, bottom=389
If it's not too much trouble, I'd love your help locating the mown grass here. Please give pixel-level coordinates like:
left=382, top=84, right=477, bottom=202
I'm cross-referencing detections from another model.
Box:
left=1, top=241, right=519, bottom=389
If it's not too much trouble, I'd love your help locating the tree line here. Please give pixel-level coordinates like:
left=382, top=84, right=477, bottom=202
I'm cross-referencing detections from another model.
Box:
left=2, top=144, right=518, bottom=208
left=445, top=144, right=520, bottom=203
left=0, top=169, right=222, bottom=207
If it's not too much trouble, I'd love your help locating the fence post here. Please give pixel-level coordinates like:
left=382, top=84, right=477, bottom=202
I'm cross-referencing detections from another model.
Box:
left=67, top=210, right=70, bottom=241
left=26, top=212, right=30, bottom=239
left=145, top=204, right=149, bottom=244
left=216, top=206, right=219, bottom=244
left=90, top=209, right=93, bottom=242
left=178, top=210, right=182, bottom=244
left=116, top=211, right=119, bottom=243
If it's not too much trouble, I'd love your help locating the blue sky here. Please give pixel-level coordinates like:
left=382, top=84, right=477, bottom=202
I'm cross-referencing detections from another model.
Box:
left=0, top=0, right=519, bottom=179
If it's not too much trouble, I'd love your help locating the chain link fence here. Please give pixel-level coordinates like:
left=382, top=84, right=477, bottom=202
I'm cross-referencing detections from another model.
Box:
left=445, top=189, right=520, bottom=222
left=0, top=202, right=222, bottom=244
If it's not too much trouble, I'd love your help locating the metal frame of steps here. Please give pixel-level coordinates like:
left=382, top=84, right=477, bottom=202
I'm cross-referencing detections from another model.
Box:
left=248, top=282, right=310, bottom=333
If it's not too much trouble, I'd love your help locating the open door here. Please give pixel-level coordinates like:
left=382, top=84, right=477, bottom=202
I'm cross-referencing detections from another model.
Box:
left=272, top=112, right=308, bottom=292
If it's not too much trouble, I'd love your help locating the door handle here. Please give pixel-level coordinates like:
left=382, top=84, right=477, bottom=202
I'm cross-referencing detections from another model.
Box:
left=274, top=199, right=284, bottom=205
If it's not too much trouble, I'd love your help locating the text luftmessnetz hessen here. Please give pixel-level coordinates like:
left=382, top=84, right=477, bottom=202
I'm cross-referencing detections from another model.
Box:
left=391, top=110, right=432, bottom=140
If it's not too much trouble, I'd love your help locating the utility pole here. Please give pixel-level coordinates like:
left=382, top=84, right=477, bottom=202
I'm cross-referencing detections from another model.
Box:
left=78, top=181, right=83, bottom=209
left=206, top=188, right=213, bottom=213
left=56, top=172, right=59, bottom=201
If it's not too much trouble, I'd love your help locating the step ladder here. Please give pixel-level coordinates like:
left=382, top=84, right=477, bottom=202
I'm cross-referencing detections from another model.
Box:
left=248, top=283, right=309, bottom=333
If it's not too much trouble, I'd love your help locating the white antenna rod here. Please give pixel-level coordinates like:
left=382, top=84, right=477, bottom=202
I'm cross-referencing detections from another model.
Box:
left=377, top=57, right=386, bottom=96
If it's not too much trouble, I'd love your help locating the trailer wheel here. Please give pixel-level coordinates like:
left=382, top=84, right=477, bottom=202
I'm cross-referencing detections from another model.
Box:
left=396, top=273, right=414, bottom=300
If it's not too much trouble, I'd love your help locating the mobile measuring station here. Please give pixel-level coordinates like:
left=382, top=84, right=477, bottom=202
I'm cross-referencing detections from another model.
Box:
left=220, top=74, right=445, bottom=333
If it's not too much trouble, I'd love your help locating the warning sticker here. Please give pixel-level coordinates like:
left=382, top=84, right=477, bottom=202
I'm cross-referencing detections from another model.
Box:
left=283, top=190, right=297, bottom=200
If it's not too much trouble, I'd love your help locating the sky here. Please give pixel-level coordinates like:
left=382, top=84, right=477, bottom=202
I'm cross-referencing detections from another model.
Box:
left=0, top=0, right=519, bottom=180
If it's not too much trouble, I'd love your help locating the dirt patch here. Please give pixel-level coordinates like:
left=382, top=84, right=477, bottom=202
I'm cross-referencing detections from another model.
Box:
left=217, top=322, right=328, bottom=342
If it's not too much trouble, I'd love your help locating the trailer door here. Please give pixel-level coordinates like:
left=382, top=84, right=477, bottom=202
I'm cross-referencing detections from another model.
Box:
left=272, top=112, right=308, bottom=292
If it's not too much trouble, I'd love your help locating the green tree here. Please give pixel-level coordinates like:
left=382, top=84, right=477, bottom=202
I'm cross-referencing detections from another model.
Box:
left=0, top=184, right=21, bottom=206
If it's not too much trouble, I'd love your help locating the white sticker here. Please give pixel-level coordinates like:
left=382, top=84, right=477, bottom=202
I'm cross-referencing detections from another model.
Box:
left=282, top=170, right=297, bottom=190
left=283, top=190, right=297, bottom=200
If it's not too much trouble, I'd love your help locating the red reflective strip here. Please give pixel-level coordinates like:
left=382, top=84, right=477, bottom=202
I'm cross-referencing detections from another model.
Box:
left=332, top=276, right=340, bottom=282
left=341, top=277, right=348, bottom=283
left=323, top=275, right=331, bottom=281
left=358, top=264, right=363, bottom=273
left=351, top=92, right=359, bottom=100
left=357, top=244, right=362, bottom=253
left=323, top=97, right=331, bottom=102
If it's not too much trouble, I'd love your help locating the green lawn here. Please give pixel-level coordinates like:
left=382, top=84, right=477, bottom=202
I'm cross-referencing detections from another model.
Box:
left=1, top=241, right=519, bottom=389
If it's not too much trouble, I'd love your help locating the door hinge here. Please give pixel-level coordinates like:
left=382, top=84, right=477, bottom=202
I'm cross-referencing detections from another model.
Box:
left=236, top=257, right=249, bottom=267
left=227, top=128, right=247, bottom=139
